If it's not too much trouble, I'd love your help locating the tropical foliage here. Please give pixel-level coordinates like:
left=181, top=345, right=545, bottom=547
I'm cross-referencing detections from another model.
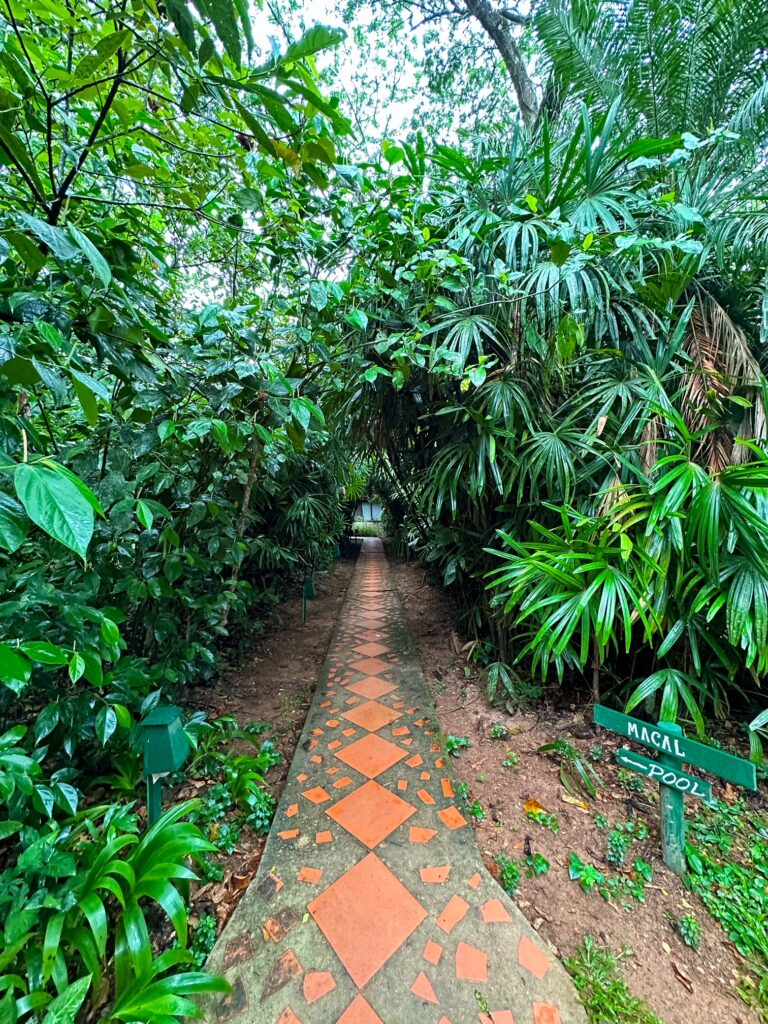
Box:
left=0, top=0, right=766, bottom=1018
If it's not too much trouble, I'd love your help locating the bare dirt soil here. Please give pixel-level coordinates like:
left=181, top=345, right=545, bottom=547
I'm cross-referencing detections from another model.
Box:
left=389, top=558, right=761, bottom=1024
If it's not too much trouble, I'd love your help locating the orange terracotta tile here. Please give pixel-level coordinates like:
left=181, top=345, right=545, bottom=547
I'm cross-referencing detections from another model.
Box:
left=440, top=779, right=454, bottom=798
left=349, top=657, right=391, bottom=676
left=402, top=738, right=413, bottom=745
left=342, top=728, right=357, bottom=737
left=438, top=1018, right=454, bottom=1024
left=328, top=740, right=342, bottom=751
left=333, top=775, right=354, bottom=789
left=438, top=806, right=467, bottom=830
left=303, top=786, right=331, bottom=804
left=406, top=754, right=423, bottom=768
left=533, top=1005, right=561, bottom=1024
left=303, top=971, right=335, bottom=1004
left=336, top=994, right=385, bottom=1024
left=336, top=733, right=407, bottom=778
left=436, top=894, right=469, bottom=933
left=410, top=971, right=438, bottom=1004
left=467, top=873, right=482, bottom=890
left=327, top=767, right=339, bottom=775
left=392, top=726, right=410, bottom=737
left=393, top=701, right=406, bottom=709
left=417, top=788, right=436, bottom=806
left=482, top=898, right=512, bottom=923
left=348, top=677, right=398, bottom=700
left=342, top=700, right=402, bottom=732
left=409, top=826, right=437, bottom=844
left=310, top=755, right=323, bottom=764
left=518, top=936, right=551, bottom=980
left=311, top=728, right=324, bottom=737
left=490, top=1011, right=516, bottom=1023
left=397, top=780, right=408, bottom=791
left=297, top=773, right=309, bottom=783
left=326, top=779, right=416, bottom=847
left=278, top=829, right=299, bottom=840
left=298, top=867, right=324, bottom=884
left=423, top=939, right=443, bottom=965
left=308, top=852, right=426, bottom=987
left=455, top=940, right=488, bottom=982
left=316, top=830, right=333, bottom=844
left=276, top=1009, right=303, bottom=1024
left=286, top=803, right=299, bottom=818
left=420, top=771, right=431, bottom=780
left=420, top=865, right=452, bottom=884
left=353, top=642, right=390, bottom=657
left=435, top=757, right=446, bottom=768
left=326, top=719, right=340, bottom=728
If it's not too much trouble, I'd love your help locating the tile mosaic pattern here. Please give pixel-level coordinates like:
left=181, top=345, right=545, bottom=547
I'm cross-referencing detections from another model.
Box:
left=204, top=539, right=586, bottom=1024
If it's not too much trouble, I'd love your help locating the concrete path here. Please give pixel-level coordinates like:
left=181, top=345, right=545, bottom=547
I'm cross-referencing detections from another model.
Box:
left=204, top=539, right=587, bottom=1024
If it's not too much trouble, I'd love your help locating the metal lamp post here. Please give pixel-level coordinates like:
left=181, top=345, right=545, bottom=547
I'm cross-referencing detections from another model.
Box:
left=140, top=705, right=190, bottom=825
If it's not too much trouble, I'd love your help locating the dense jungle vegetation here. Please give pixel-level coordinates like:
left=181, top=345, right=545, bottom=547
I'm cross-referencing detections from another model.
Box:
left=0, top=0, right=766, bottom=1019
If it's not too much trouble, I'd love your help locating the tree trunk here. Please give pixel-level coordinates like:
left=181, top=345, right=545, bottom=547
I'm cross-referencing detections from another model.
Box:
left=462, top=0, right=539, bottom=127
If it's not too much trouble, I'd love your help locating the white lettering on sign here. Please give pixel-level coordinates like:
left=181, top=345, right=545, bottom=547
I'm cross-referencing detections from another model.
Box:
left=626, top=722, right=685, bottom=757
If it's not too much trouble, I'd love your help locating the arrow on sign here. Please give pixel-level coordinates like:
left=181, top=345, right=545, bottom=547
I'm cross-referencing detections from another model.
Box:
left=615, top=747, right=713, bottom=802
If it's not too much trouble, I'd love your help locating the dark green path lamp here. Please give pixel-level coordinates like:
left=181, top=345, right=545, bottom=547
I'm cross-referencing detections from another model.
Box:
left=140, top=705, right=190, bottom=825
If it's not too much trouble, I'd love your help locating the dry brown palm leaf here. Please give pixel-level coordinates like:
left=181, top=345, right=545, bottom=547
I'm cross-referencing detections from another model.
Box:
left=683, top=293, right=766, bottom=470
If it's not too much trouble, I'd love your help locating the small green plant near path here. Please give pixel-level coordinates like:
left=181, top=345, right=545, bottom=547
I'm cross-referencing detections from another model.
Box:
left=445, top=735, right=472, bottom=756
left=526, top=807, right=561, bottom=833
left=503, top=750, right=519, bottom=768
left=491, top=722, right=508, bottom=739
left=538, top=739, right=603, bottom=799
left=523, top=852, right=550, bottom=877
left=677, top=914, right=702, bottom=952
left=567, top=938, right=663, bottom=1024
left=456, top=781, right=486, bottom=821
left=496, top=853, right=521, bottom=896
left=618, top=767, right=647, bottom=795
left=569, top=852, right=652, bottom=904
left=607, top=821, right=650, bottom=867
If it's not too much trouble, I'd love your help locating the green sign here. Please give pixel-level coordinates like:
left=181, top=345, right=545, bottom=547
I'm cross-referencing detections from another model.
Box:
left=615, top=748, right=712, bottom=802
left=594, top=705, right=756, bottom=790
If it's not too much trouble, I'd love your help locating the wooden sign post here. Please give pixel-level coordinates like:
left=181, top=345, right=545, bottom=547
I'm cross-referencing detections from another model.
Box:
left=594, top=705, right=757, bottom=875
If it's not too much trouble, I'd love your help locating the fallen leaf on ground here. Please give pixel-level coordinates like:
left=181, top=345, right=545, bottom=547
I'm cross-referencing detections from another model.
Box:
left=561, top=793, right=590, bottom=811
left=524, top=797, right=549, bottom=815
left=672, top=961, right=694, bottom=992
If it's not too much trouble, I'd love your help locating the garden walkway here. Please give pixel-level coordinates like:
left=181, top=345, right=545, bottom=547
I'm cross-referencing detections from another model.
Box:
left=204, top=539, right=586, bottom=1024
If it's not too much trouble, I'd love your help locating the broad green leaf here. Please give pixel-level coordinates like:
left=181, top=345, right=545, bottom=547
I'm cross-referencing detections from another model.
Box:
left=67, top=225, right=112, bottom=287
left=345, top=309, right=368, bottom=330
left=0, top=644, right=31, bottom=694
left=136, top=499, right=154, bottom=530
left=280, top=25, right=346, bottom=65
left=95, top=705, right=117, bottom=745
left=16, top=215, right=79, bottom=261
left=72, top=30, right=130, bottom=80
left=308, top=281, right=327, bottom=310
left=0, top=126, right=46, bottom=199
left=41, top=975, right=91, bottom=1024
left=0, top=492, right=28, bottom=552
left=14, top=464, right=94, bottom=558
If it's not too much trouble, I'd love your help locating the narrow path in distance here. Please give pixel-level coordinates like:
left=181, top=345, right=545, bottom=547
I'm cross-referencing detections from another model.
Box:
left=204, top=538, right=586, bottom=1024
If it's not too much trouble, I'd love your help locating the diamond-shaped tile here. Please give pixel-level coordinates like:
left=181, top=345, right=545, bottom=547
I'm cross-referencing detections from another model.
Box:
left=308, top=852, right=426, bottom=987
left=347, top=677, right=398, bottom=700
left=326, top=779, right=416, bottom=846
left=353, top=642, right=390, bottom=657
left=336, top=733, right=408, bottom=778
left=342, top=700, right=401, bottom=732
left=337, top=994, right=384, bottom=1024
left=350, top=657, right=392, bottom=676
